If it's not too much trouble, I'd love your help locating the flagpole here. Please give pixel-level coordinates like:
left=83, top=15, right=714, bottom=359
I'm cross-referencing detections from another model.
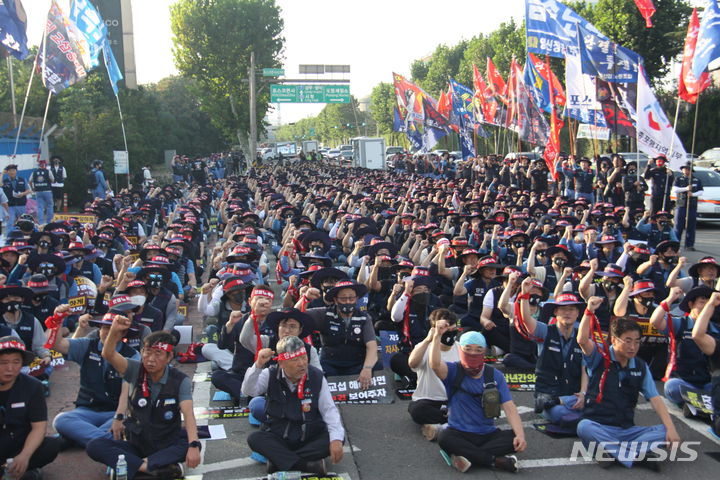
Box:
left=12, top=48, right=42, bottom=156
left=667, top=94, right=682, bottom=161
left=7, top=57, right=17, bottom=128
left=684, top=93, right=701, bottom=250
left=36, top=91, right=52, bottom=163
left=114, top=93, right=130, bottom=189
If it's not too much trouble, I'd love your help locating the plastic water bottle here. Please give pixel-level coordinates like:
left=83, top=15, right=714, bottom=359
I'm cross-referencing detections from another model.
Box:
left=115, top=454, right=128, bottom=480
left=2, top=459, right=14, bottom=480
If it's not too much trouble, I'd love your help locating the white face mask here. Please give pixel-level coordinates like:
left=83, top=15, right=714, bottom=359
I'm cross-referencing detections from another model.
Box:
left=130, top=295, right=147, bottom=307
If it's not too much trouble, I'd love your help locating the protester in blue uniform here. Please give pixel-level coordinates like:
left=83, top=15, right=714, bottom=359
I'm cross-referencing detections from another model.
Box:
left=576, top=297, right=680, bottom=470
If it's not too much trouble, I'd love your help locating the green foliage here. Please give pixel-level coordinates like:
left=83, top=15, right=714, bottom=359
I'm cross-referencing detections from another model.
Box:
left=369, top=83, right=395, bottom=135
left=274, top=97, right=372, bottom=146
left=658, top=86, right=720, bottom=155
left=170, top=0, right=284, bottom=143
left=567, top=0, right=691, bottom=81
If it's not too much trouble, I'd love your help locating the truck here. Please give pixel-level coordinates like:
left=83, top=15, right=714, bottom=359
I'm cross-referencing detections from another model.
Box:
left=301, top=140, right=319, bottom=155
left=351, top=137, right=386, bottom=169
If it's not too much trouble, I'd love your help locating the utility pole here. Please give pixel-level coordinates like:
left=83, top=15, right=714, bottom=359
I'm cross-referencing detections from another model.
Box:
left=249, top=51, right=257, bottom=170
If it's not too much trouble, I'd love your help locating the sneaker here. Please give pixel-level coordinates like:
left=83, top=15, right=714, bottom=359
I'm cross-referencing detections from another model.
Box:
left=250, top=451, right=267, bottom=464
left=150, top=463, right=183, bottom=479
left=421, top=424, right=440, bottom=441
left=20, top=469, right=43, bottom=480
left=494, top=455, right=519, bottom=473
left=304, top=459, right=327, bottom=475
left=451, top=455, right=472, bottom=473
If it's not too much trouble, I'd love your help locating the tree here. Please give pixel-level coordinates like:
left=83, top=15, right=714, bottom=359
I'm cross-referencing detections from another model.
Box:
left=369, top=83, right=395, bottom=135
left=567, top=0, right=690, bottom=81
left=170, top=0, right=284, bottom=146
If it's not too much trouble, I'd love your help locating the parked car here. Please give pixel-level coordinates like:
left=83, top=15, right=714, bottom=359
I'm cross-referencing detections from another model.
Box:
left=327, top=149, right=341, bottom=159
left=696, top=148, right=720, bottom=168
left=617, top=152, right=649, bottom=170
left=670, top=166, right=720, bottom=217
left=340, top=150, right=354, bottom=165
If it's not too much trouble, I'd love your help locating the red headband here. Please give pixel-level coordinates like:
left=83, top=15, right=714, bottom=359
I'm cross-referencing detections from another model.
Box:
left=274, top=348, right=307, bottom=362
left=150, top=342, right=173, bottom=352
left=0, top=340, right=26, bottom=352
left=251, top=288, right=275, bottom=300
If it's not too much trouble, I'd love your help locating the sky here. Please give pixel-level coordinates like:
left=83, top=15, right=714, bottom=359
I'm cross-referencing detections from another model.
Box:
left=22, top=0, right=525, bottom=126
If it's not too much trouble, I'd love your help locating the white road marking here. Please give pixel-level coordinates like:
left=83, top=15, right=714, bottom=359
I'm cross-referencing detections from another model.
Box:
left=191, top=362, right=212, bottom=470
left=519, top=457, right=593, bottom=468
left=661, top=397, right=720, bottom=445
left=227, top=473, right=353, bottom=480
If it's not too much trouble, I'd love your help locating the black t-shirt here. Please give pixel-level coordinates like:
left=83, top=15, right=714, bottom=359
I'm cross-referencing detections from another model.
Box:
left=0, top=375, right=47, bottom=425
left=711, top=340, right=720, bottom=373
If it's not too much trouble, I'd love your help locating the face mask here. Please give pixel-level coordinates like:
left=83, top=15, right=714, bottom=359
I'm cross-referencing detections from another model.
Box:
left=411, top=292, right=431, bottom=307
left=39, top=266, right=55, bottom=278
left=130, top=295, right=146, bottom=307
left=602, top=280, right=618, bottom=291
left=536, top=251, right=547, bottom=259
left=398, top=272, right=410, bottom=281
left=529, top=295, right=542, bottom=307
left=659, top=221, right=669, bottom=228
left=2, top=301, right=22, bottom=313
left=459, top=350, right=485, bottom=376
left=553, top=258, right=567, bottom=268
left=513, top=242, right=525, bottom=249
left=628, top=170, right=636, bottom=175
left=639, top=297, right=654, bottom=310
left=337, top=303, right=355, bottom=314
left=148, top=276, right=163, bottom=288
left=38, top=241, right=50, bottom=249
left=32, top=295, right=44, bottom=304
left=440, top=330, right=457, bottom=346
left=664, top=255, right=677, bottom=265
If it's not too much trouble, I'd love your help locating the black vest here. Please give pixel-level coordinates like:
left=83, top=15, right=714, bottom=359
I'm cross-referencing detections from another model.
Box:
left=125, top=366, right=185, bottom=451
left=31, top=169, right=51, bottom=191
left=149, top=287, right=173, bottom=325
left=583, top=355, right=647, bottom=428
left=542, top=266, right=561, bottom=295
left=3, top=176, right=27, bottom=206
left=319, top=309, right=367, bottom=363
left=50, top=165, right=64, bottom=184
left=76, top=340, right=136, bottom=411
left=671, top=316, right=712, bottom=387
left=2, top=311, right=36, bottom=352
left=263, top=364, right=327, bottom=444
left=0, top=374, right=43, bottom=443
left=136, top=303, right=164, bottom=333
left=535, top=325, right=583, bottom=397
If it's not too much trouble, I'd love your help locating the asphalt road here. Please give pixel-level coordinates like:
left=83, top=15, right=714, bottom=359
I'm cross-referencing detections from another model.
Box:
left=42, top=219, right=720, bottom=480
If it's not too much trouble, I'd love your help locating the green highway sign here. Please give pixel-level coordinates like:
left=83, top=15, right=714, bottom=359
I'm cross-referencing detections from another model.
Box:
left=270, top=84, right=350, bottom=103
left=262, top=68, right=285, bottom=77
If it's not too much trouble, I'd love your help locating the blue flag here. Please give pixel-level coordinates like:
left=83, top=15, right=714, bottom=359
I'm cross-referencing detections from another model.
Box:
left=692, top=0, right=720, bottom=79
left=393, top=106, right=404, bottom=132
left=525, top=0, right=604, bottom=58
left=0, top=0, right=28, bottom=59
left=523, top=57, right=551, bottom=113
left=577, top=24, right=642, bottom=82
left=69, top=0, right=123, bottom=94
left=566, top=107, right=607, bottom=127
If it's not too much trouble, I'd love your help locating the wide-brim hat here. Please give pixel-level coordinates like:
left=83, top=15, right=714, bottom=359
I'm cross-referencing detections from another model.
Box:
left=679, top=285, right=717, bottom=313
left=29, top=230, right=60, bottom=248
left=689, top=256, right=720, bottom=278
left=595, top=234, right=620, bottom=245
left=475, top=255, right=503, bottom=270
left=655, top=240, right=680, bottom=254
left=367, top=241, right=398, bottom=259
left=308, top=267, right=348, bottom=289
left=546, top=245, right=576, bottom=266
left=541, top=292, right=585, bottom=318
left=407, top=274, right=436, bottom=290
left=595, top=263, right=624, bottom=278
left=265, top=308, right=314, bottom=339
left=300, top=251, right=333, bottom=268
left=27, top=253, right=66, bottom=275
left=27, top=274, right=58, bottom=294
left=324, top=280, right=368, bottom=303
left=298, top=230, right=331, bottom=253
left=0, top=336, right=35, bottom=365
left=629, top=279, right=661, bottom=297
left=652, top=211, right=673, bottom=220
left=137, top=266, right=170, bottom=282
left=221, top=277, right=246, bottom=296
left=0, top=284, right=32, bottom=301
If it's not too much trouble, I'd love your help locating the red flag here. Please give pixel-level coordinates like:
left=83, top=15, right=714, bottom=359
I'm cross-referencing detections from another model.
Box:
left=437, top=89, right=452, bottom=118
left=504, top=58, right=523, bottom=129
left=679, top=8, right=711, bottom=104
left=633, top=0, right=656, bottom=28
left=486, top=57, right=507, bottom=105
left=543, top=56, right=563, bottom=180
left=527, top=52, right=566, bottom=108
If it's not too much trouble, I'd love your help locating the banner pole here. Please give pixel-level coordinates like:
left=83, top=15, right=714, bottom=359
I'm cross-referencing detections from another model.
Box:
left=684, top=94, right=701, bottom=250
left=114, top=93, right=130, bottom=189
left=13, top=48, right=42, bottom=156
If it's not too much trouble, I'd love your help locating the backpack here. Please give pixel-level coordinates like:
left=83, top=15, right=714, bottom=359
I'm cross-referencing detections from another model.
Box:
left=448, top=364, right=502, bottom=418
left=87, top=170, right=98, bottom=189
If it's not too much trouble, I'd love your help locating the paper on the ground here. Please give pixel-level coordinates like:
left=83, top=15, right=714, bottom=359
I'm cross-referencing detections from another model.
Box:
left=208, top=424, right=227, bottom=440
left=174, top=325, right=193, bottom=344
left=212, top=391, right=232, bottom=401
